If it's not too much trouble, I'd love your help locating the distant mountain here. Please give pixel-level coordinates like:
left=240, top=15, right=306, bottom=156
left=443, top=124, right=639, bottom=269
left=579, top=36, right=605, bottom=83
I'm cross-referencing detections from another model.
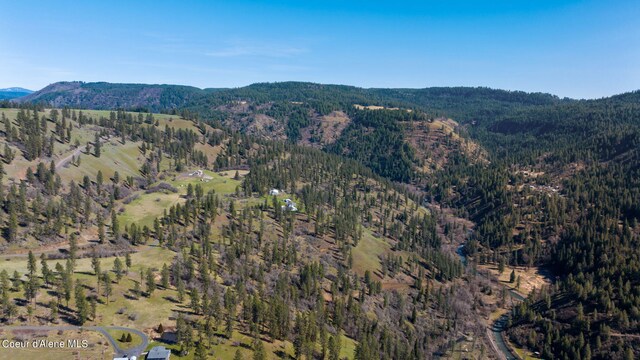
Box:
left=21, top=81, right=570, bottom=120
left=14, top=81, right=578, bottom=181
left=17, top=81, right=212, bottom=112
left=0, top=87, right=33, bottom=92
left=0, top=87, right=33, bottom=100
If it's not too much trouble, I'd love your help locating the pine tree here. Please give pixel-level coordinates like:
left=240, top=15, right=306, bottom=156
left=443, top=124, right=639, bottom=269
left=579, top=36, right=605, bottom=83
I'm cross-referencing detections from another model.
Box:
left=125, top=252, right=132, bottom=269
left=75, top=286, right=88, bottom=325
left=90, top=297, right=97, bottom=320
left=96, top=170, right=104, bottom=193
left=27, top=251, right=37, bottom=277
left=7, top=203, right=18, bottom=242
left=94, top=132, right=101, bottom=157
left=3, top=143, right=14, bottom=163
left=329, top=331, right=342, bottom=360
left=234, top=349, right=243, bottom=360
left=625, top=347, right=634, bottom=360
left=91, top=252, right=101, bottom=276
left=133, top=281, right=141, bottom=299
left=194, top=337, right=207, bottom=359
left=253, top=340, right=265, bottom=360
left=68, top=233, right=78, bottom=268
left=49, top=300, right=58, bottom=322
left=103, top=272, right=112, bottom=303
left=113, top=257, right=124, bottom=283
left=40, top=254, right=52, bottom=286
left=145, top=268, right=156, bottom=297
left=161, top=264, right=170, bottom=289
left=177, top=279, right=185, bottom=302
left=98, top=213, right=105, bottom=244
left=111, top=210, right=120, bottom=240
left=62, top=269, right=73, bottom=307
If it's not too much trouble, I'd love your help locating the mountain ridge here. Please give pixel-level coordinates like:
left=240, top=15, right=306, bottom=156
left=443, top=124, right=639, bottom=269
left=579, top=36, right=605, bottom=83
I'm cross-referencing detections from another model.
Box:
left=0, top=87, right=33, bottom=92
left=0, top=86, right=33, bottom=100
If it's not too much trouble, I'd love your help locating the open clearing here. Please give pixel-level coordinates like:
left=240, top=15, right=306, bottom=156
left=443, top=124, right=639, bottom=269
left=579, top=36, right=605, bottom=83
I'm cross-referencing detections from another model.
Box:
left=478, top=264, right=552, bottom=296
left=352, top=229, right=390, bottom=279
left=143, top=330, right=356, bottom=360
left=58, top=140, right=143, bottom=183
left=118, top=169, right=242, bottom=227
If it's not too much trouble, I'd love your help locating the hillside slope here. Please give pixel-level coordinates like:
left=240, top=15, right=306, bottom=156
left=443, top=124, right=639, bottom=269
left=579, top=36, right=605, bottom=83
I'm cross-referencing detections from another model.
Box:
left=18, top=81, right=212, bottom=112
left=0, top=105, right=496, bottom=359
left=13, top=81, right=640, bottom=358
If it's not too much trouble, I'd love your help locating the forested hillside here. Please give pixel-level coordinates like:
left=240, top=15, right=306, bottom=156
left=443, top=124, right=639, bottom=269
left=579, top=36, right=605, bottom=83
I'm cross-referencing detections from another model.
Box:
left=0, top=103, right=498, bottom=359
left=18, top=82, right=212, bottom=112
left=7, top=81, right=640, bottom=359
left=432, top=95, right=640, bottom=359
left=464, top=97, right=640, bottom=359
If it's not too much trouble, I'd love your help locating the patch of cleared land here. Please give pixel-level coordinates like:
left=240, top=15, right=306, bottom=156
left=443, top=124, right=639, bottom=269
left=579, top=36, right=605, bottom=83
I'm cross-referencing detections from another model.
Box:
left=353, top=104, right=411, bottom=112
left=478, top=264, right=551, bottom=297
left=119, top=192, right=182, bottom=228
left=144, top=330, right=356, bottom=360
left=58, top=140, right=143, bottom=184
left=118, top=169, right=242, bottom=227
left=0, top=244, right=178, bottom=331
left=352, top=230, right=390, bottom=279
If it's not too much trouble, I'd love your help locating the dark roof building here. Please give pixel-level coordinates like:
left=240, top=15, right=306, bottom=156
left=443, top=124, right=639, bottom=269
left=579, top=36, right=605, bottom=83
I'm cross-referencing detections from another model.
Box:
left=160, top=331, right=177, bottom=344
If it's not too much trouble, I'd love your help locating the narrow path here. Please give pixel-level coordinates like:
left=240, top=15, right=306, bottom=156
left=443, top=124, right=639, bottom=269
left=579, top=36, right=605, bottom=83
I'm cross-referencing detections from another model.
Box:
left=55, top=135, right=112, bottom=170
left=55, top=146, right=84, bottom=170
left=1, top=325, right=149, bottom=358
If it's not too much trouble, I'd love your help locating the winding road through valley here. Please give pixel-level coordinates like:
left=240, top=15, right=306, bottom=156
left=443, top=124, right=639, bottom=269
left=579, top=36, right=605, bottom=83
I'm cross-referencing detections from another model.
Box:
left=457, top=245, right=523, bottom=360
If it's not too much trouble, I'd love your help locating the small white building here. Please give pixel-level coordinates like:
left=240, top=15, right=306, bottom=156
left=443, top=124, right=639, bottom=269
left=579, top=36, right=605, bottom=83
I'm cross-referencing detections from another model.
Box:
left=282, top=198, right=298, bottom=212
left=269, top=189, right=280, bottom=196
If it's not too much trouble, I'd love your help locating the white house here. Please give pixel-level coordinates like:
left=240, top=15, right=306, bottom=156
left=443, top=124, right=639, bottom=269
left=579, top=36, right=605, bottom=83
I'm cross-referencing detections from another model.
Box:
left=269, top=189, right=280, bottom=196
left=282, top=198, right=298, bottom=212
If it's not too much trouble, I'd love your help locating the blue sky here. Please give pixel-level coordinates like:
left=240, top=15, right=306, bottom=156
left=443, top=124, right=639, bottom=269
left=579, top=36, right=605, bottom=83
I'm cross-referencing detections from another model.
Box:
left=1, top=0, right=638, bottom=98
